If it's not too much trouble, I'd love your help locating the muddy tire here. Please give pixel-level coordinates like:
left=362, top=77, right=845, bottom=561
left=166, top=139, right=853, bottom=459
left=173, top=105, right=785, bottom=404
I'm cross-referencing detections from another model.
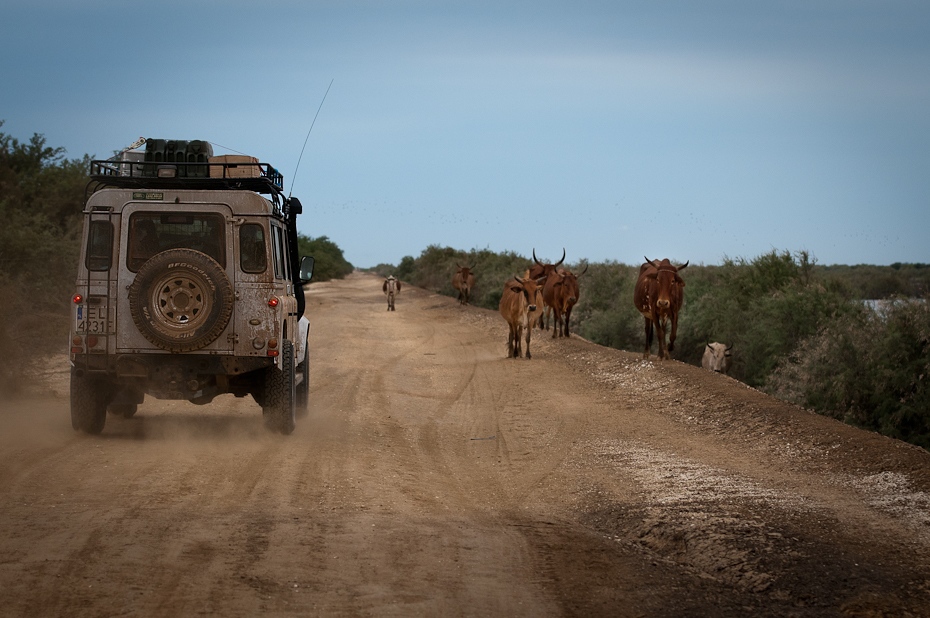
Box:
left=296, top=342, right=310, bottom=418
left=128, top=249, right=233, bottom=352
left=262, top=340, right=296, bottom=435
left=70, top=368, right=108, bottom=434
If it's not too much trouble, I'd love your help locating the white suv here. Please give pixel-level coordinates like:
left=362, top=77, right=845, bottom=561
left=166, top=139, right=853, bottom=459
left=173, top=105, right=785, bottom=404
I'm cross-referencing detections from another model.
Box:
left=70, top=139, right=313, bottom=435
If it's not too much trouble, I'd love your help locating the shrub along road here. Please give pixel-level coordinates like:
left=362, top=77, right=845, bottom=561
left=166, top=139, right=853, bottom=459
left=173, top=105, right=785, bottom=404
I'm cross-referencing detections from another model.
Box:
left=1, top=272, right=929, bottom=616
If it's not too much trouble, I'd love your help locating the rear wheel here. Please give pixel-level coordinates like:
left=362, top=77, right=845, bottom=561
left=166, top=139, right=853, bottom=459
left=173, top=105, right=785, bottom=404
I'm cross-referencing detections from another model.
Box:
left=262, top=340, right=296, bottom=435
left=70, top=368, right=108, bottom=434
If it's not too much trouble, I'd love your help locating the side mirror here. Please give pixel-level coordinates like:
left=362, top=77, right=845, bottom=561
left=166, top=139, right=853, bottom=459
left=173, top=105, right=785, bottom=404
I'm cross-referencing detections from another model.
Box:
left=299, top=255, right=315, bottom=283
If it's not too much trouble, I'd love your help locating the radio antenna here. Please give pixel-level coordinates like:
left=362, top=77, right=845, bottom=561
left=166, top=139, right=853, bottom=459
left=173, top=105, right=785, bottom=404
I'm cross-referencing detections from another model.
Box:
left=290, top=78, right=334, bottom=197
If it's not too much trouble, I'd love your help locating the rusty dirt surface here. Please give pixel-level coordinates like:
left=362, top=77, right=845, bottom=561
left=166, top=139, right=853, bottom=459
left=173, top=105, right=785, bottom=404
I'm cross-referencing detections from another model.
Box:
left=2, top=272, right=930, bottom=617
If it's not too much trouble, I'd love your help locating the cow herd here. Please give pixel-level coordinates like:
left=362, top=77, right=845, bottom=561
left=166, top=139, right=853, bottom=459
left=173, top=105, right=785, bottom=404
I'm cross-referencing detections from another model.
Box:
left=381, top=251, right=733, bottom=374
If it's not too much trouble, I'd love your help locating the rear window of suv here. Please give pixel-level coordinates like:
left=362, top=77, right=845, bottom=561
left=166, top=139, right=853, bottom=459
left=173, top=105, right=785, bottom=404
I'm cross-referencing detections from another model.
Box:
left=239, top=223, right=267, bottom=273
left=86, top=220, right=113, bottom=271
left=127, top=212, right=225, bottom=272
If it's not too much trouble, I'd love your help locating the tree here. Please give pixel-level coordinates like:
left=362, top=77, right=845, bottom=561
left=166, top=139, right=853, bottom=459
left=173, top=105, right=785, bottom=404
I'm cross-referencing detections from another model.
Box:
left=767, top=298, right=930, bottom=449
left=0, top=123, right=86, bottom=393
left=297, top=234, right=353, bottom=282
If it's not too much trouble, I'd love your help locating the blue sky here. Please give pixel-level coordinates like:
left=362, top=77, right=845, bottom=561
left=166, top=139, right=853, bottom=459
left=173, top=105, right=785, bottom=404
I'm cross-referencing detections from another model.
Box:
left=3, top=1, right=928, bottom=267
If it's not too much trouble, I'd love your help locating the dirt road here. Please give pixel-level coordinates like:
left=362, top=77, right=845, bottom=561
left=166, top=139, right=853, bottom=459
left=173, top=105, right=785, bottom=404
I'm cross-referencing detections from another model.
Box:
left=2, top=272, right=930, bottom=617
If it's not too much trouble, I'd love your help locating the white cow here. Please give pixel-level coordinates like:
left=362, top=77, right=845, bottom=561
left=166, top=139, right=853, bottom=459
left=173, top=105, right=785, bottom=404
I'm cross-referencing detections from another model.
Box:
left=702, top=342, right=733, bottom=374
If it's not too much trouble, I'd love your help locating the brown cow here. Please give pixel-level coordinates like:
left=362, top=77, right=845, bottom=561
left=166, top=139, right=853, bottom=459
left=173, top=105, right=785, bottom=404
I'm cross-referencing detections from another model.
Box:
left=542, top=264, right=587, bottom=338
left=499, top=274, right=546, bottom=359
left=529, top=248, right=565, bottom=280
left=633, top=257, right=688, bottom=360
left=452, top=264, right=475, bottom=305
left=529, top=248, right=565, bottom=329
left=521, top=269, right=546, bottom=338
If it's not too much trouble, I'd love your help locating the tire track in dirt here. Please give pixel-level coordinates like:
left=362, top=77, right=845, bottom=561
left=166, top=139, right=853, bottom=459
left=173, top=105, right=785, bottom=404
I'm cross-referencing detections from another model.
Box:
left=294, top=276, right=563, bottom=615
left=4, top=272, right=930, bottom=617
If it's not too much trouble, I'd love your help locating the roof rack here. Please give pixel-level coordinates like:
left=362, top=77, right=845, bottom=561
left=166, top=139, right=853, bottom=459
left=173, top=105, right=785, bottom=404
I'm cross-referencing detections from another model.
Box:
left=89, top=159, right=286, bottom=198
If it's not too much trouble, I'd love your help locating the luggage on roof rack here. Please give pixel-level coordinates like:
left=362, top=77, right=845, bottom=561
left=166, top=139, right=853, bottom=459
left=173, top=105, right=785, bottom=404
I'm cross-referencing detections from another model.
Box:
left=144, top=139, right=213, bottom=177
left=90, top=137, right=285, bottom=197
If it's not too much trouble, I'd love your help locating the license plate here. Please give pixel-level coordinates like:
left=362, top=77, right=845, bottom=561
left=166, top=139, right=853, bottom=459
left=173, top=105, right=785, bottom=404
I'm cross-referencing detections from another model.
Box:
left=77, top=306, right=110, bottom=333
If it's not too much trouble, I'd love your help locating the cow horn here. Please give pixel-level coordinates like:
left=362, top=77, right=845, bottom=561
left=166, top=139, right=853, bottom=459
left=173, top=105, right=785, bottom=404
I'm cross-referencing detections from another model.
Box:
left=515, top=275, right=525, bottom=284
left=577, top=263, right=589, bottom=277
left=555, top=248, right=566, bottom=267
left=645, top=256, right=659, bottom=268
left=532, top=248, right=543, bottom=266
left=677, top=260, right=689, bottom=271
left=726, top=343, right=734, bottom=351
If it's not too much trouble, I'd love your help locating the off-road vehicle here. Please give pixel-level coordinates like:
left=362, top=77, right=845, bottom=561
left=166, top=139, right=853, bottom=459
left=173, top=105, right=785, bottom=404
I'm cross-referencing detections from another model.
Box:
left=70, top=138, right=314, bottom=435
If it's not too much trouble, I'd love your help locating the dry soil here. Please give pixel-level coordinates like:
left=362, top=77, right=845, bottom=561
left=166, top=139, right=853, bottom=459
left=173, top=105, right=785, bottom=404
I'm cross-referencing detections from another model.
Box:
left=1, top=272, right=929, bottom=617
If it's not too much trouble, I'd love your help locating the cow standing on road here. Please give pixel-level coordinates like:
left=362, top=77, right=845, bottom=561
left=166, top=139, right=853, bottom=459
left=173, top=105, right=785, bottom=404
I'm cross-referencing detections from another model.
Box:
left=702, top=342, right=733, bottom=374
left=382, top=276, right=401, bottom=311
left=499, top=274, right=546, bottom=359
left=633, top=257, right=688, bottom=360
left=522, top=269, right=546, bottom=339
left=542, top=264, right=587, bottom=338
left=452, top=265, right=476, bottom=305
left=529, top=248, right=565, bottom=329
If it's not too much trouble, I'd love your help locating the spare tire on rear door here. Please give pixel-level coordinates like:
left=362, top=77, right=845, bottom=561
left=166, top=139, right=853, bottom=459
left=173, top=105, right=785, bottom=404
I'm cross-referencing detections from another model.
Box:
left=129, top=248, right=234, bottom=352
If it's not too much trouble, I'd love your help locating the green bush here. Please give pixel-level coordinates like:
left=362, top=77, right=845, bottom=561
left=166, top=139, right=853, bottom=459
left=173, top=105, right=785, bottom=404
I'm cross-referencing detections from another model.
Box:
left=367, top=263, right=397, bottom=279
left=398, top=245, right=538, bottom=310
left=297, top=234, right=353, bottom=282
left=0, top=125, right=86, bottom=393
left=572, top=261, right=642, bottom=349
left=675, top=251, right=851, bottom=386
left=766, top=298, right=930, bottom=449
left=818, top=263, right=930, bottom=299
left=394, top=255, right=416, bottom=283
